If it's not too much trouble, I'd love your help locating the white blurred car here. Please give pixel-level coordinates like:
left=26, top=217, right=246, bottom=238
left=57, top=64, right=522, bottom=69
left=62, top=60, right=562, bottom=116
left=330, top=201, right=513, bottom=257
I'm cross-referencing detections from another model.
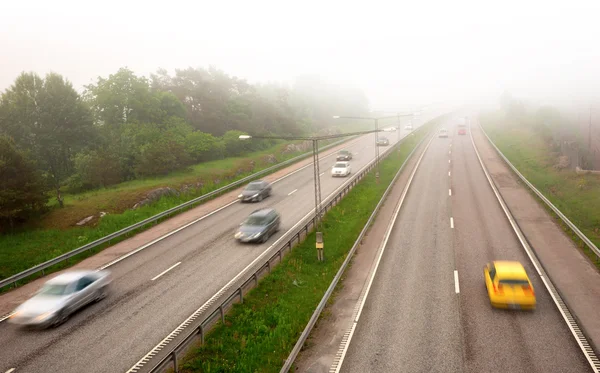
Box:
left=404, top=124, right=413, bottom=131
left=331, top=161, right=351, bottom=177
left=438, top=128, right=449, bottom=138
left=9, top=270, right=111, bottom=328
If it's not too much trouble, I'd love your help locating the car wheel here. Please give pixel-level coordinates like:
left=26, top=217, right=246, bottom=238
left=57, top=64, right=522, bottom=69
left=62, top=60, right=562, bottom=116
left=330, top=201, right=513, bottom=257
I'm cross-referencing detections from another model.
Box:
left=95, top=286, right=108, bottom=302
left=53, top=309, right=69, bottom=327
left=257, top=194, right=263, bottom=202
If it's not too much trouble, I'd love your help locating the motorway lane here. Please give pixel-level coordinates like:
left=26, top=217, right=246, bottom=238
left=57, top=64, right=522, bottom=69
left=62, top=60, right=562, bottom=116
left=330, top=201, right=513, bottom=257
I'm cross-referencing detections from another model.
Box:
left=0, top=126, right=417, bottom=373
left=341, top=126, right=464, bottom=372
left=451, top=127, right=591, bottom=372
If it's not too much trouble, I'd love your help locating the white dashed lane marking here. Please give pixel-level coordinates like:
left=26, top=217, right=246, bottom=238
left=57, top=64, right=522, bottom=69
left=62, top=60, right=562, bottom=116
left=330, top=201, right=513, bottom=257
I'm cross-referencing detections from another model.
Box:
left=151, top=262, right=181, bottom=281
left=288, top=189, right=298, bottom=196
left=454, top=270, right=460, bottom=293
left=450, top=217, right=454, bottom=229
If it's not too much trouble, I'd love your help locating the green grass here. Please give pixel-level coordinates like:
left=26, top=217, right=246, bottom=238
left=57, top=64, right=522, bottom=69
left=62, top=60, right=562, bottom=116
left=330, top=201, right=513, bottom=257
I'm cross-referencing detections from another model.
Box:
left=177, top=118, right=438, bottom=373
left=0, top=138, right=344, bottom=287
left=480, top=111, right=600, bottom=266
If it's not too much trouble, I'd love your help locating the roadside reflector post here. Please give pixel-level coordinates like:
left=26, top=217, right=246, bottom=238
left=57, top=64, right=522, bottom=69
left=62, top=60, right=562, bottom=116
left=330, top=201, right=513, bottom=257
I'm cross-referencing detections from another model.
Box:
left=316, top=232, right=324, bottom=262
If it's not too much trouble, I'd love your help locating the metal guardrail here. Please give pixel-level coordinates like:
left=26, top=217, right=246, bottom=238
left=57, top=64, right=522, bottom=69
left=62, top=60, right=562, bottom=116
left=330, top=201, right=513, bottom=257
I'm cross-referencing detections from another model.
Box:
left=280, top=120, right=435, bottom=373
left=478, top=123, right=600, bottom=261
left=143, top=120, right=436, bottom=373
left=0, top=136, right=357, bottom=289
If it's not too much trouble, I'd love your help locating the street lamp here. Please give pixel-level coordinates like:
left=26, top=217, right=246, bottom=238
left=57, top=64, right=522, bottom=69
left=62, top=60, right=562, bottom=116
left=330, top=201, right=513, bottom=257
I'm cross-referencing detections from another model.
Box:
left=239, top=128, right=383, bottom=261
left=332, top=114, right=405, bottom=182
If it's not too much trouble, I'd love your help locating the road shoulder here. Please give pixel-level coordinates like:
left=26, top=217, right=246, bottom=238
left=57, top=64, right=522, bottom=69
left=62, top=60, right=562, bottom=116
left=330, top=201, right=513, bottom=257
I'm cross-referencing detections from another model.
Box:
left=471, top=122, right=600, bottom=354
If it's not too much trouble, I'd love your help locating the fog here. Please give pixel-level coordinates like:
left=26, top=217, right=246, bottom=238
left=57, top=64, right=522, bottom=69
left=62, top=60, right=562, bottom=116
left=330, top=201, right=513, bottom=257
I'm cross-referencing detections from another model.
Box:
left=1, top=0, right=599, bottom=109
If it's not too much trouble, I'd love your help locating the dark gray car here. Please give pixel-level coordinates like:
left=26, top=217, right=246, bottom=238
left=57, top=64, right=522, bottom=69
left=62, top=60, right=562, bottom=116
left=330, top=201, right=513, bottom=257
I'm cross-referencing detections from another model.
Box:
left=235, top=208, right=281, bottom=243
left=238, top=180, right=272, bottom=202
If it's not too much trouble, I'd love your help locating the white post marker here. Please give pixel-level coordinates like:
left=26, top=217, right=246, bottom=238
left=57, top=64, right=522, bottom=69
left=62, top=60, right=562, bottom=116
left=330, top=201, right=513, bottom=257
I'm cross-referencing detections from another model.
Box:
left=454, top=270, right=460, bottom=293
left=151, top=262, right=181, bottom=281
left=450, top=217, right=454, bottom=229
left=288, top=189, right=298, bottom=196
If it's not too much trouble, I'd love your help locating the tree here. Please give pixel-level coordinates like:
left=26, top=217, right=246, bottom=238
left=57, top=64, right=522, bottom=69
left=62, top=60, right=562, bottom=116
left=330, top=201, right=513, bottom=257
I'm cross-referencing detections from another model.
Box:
left=0, top=72, right=95, bottom=207
left=0, top=135, right=47, bottom=230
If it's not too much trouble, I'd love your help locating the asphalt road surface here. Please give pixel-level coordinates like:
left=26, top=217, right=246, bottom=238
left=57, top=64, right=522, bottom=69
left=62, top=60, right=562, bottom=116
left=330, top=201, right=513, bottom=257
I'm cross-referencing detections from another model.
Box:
left=0, top=123, right=419, bottom=373
left=340, top=124, right=591, bottom=373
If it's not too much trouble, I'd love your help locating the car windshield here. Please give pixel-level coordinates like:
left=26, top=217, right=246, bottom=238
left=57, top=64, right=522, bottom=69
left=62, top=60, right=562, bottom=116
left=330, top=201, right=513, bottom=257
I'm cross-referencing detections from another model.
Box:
left=39, top=284, right=70, bottom=296
left=499, top=279, right=529, bottom=286
left=246, top=183, right=262, bottom=191
left=339, top=151, right=349, bottom=155
left=334, top=163, right=347, bottom=168
left=244, top=216, right=268, bottom=226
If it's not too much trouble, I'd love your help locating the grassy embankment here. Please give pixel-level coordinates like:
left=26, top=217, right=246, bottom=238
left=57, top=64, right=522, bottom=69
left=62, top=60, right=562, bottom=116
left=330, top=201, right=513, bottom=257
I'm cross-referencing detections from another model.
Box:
left=0, top=138, right=344, bottom=287
left=177, top=118, right=439, bottom=372
left=480, top=112, right=600, bottom=267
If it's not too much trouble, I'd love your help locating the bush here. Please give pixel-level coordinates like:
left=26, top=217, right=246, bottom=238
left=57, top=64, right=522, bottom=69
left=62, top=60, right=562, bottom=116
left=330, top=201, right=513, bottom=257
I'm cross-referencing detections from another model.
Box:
left=185, top=131, right=224, bottom=162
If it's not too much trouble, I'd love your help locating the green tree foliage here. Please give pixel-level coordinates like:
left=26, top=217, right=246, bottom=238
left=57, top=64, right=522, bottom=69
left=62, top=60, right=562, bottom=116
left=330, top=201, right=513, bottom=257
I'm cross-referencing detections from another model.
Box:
left=0, top=72, right=95, bottom=207
left=0, top=135, right=47, bottom=230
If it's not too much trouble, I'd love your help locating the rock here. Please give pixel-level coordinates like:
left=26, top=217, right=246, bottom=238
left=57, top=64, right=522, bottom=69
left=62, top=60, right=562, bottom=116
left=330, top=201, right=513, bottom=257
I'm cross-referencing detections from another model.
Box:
left=132, top=187, right=179, bottom=209
left=99, top=212, right=107, bottom=218
left=76, top=216, right=95, bottom=226
left=195, top=181, right=204, bottom=189
left=282, top=144, right=301, bottom=154
left=263, top=154, right=278, bottom=164
left=554, top=155, right=570, bottom=170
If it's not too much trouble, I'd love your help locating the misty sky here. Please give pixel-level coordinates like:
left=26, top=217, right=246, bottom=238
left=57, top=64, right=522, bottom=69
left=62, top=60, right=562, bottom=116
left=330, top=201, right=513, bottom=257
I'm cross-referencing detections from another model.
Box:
left=1, top=0, right=599, bottom=109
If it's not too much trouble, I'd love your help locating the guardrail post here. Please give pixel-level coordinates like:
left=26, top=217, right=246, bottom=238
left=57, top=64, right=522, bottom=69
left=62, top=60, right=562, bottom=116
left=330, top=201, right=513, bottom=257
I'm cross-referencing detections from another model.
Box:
left=171, top=351, right=178, bottom=372
left=267, top=260, right=271, bottom=273
left=199, top=324, right=205, bottom=344
left=219, top=305, right=225, bottom=323
left=239, top=288, right=243, bottom=304
left=253, top=273, right=258, bottom=287
left=278, top=249, right=282, bottom=263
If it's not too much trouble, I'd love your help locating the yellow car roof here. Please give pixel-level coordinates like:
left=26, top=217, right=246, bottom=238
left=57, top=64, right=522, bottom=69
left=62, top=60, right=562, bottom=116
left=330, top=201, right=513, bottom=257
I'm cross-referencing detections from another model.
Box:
left=493, top=261, right=529, bottom=279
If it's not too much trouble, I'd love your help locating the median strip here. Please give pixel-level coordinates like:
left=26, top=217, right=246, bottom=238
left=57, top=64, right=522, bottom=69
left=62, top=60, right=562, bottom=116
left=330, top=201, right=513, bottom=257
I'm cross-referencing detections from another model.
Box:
left=173, top=118, right=441, bottom=373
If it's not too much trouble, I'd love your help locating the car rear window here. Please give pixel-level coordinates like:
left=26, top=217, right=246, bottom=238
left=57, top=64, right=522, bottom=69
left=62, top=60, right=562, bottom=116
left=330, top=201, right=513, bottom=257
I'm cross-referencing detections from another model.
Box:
left=499, top=279, right=529, bottom=286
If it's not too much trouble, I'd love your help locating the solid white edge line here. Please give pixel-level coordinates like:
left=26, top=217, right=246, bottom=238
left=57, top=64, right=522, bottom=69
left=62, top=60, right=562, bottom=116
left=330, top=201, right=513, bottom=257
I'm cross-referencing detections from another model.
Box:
left=450, top=217, right=454, bottom=228
left=287, top=189, right=298, bottom=196
left=454, top=270, right=460, bottom=294
left=151, top=262, right=181, bottom=281
left=333, top=131, right=437, bottom=373
left=126, top=139, right=391, bottom=373
left=469, top=122, right=600, bottom=373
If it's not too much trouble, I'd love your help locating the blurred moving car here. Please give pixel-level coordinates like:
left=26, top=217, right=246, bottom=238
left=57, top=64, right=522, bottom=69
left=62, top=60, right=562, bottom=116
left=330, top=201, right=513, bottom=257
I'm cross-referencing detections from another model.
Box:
left=235, top=208, right=281, bottom=243
left=238, top=180, right=271, bottom=202
left=484, top=261, right=536, bottom=310
left=336, top=150, right=353, bottom=161
left=404, top=124, right=413, bottom=131
left=331, top=161, right=351, bottom=177
left=438, top=128, right=449, bottom=138
left=458, top=127, right=467, bottom=135
left=9, top=270, right=111, bottom=328
left=376, top=137, right=390, bottom=146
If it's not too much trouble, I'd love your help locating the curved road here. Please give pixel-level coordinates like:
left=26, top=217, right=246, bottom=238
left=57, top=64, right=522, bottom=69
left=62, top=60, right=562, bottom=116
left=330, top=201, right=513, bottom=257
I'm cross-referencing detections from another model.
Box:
left=0, top=121, right=425, bottom=373
left=340, top=122, right=591, bottom=372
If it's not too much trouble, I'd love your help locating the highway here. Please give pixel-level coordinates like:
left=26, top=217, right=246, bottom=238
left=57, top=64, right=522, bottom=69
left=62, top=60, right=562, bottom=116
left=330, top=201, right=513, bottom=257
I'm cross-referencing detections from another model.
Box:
left=0, top=120, right=422, bottom=373
left=339, top=122, right=592, bottom=372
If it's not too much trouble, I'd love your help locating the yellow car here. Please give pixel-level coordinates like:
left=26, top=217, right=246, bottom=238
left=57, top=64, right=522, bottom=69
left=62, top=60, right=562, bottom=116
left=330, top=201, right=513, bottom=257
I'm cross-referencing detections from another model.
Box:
left=484, top=261, right=536, bottom=310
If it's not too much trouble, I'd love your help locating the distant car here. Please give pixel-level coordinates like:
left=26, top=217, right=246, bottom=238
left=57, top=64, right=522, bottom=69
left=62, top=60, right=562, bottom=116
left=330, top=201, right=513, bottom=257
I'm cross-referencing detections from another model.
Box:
left=235, top=208, right=281, bottom=243
left=336, top=150, right=353, bottom=161
left=404, top=125, right=413, bottom=131
left=484, top=261, right=536, bottom=310
left=438, top=128, right=449, bottom=138
left=331, top=161, right=351, bottom=177
left=376, top=137, right=390, bottom=146
left=9, top=270, right=111, bottom=328
left=458, top=127, right=467, bottom=135
left=238, top=180, right=271, bottom=202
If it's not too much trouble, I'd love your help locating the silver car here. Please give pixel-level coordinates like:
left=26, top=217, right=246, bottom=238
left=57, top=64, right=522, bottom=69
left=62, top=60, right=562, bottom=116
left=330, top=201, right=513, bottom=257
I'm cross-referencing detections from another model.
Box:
left=9, top=270, right=111, bottom=328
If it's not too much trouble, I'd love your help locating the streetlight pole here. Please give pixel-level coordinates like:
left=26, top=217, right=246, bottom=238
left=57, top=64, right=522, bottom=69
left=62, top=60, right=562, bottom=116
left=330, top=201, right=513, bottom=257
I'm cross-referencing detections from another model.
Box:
left=239, top=128, right=384, bottom=261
